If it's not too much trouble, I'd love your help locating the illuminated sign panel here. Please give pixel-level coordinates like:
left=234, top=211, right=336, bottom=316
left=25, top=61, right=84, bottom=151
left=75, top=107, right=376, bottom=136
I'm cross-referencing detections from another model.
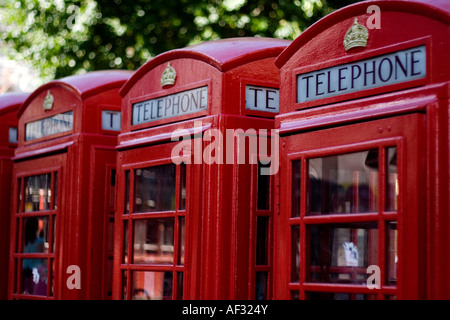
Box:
left=25, top=111, right=73, bottom=141
left=132, top=86, right=208, bottom=125
left=297, top=45, right=426, bottom=103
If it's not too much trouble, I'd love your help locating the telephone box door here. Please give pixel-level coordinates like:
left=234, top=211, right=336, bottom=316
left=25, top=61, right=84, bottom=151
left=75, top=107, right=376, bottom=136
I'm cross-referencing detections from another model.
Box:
left=275, top=112, right=425, bottom=300
left=10, top=153, right=66, bottom=299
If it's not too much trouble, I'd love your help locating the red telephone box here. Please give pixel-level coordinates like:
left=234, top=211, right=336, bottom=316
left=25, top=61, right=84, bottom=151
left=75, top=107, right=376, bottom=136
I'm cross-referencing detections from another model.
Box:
left=114, top=37, right=289, bottom=300
left=9, top=70, right=132, bottom=300
left=0, top=93, right=28, bottom=299
left=274, top=0, right=449, bottom=299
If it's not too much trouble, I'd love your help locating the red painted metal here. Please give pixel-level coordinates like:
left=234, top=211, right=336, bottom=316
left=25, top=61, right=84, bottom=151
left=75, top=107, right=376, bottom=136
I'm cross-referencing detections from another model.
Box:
left=275, top=0, right=449, bottom=300
left=0, top=93, right=28, bottom=300
left=9, top=70, right=133, bottom=300
left=115, top=37, right=289, bottom=300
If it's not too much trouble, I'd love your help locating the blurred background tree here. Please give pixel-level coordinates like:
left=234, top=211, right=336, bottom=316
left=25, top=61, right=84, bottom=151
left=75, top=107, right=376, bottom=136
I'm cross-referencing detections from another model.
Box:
left=0, top=0, right=361, bottom=84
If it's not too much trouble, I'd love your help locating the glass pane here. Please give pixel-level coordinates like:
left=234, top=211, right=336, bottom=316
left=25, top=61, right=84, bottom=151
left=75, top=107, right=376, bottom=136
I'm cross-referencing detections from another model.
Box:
left=22, top=258, right=48, bottom=296
left=109, top=169, right=116, bottom=211
left=135, top=164, right=176, bottom=212
left=290, top=291, right=299, bottom=300
left=52, top=216, right=56, bottom=253
left=306, top=292, right=377, bottom=300
left=291, top=160, right=301, bottom=217
left=256, top=216, right=269, bottom=265
left=308, top=150, right=379, bottom=215
left=257, top=162, right=271, bottom=210
left=123, top=220, right=129, bottom=264
left=132, top=271, right=173, bottom=300
left=178, top=217, right=185, bottom=265
left=133, top=218, right=175, bottom=264
left=179, top=164, right=186, bottom=210
left=386, top=147, right=398, bottom=211
left=291, top=225, right=300, bottom=282
left=124, top=171, right=130, bottom=214
left=23, top=216, right=49, bottom=253
left=308, top=222, right=378, bottom=284
left=386, top=221, right=398, bottom=285
left=255, top=272, right=267, bottom=300
left=177, top=272, right=184, bottom=300
left=17, top=178, right=22, bottom=213
left=24, top=173, right=52, bottom=212
left=122, top=271, right=127, bottom=300
left=53, top=172, right=58, bottom=210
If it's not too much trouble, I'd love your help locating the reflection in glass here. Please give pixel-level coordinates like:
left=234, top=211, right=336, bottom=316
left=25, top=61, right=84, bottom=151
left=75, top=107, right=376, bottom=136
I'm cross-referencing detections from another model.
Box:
left=24, top=174, right=52, bottom=212
left=123, top=220, right=129, bottom=263
left=256, top=216, right=269, bottom=265
left=17, top=178, right=22, bottom=213
left=23, top=217, right=49, bottom=253
left=255, top=272, right=267, bottom=300
left=179, top=164, right=186, bottom=210
left=291, top=225, right=300, bottom=282
left=177, top=272, right=184, bottom=300
left=178, top=217, right=185, bottom=265
left=386, top=221, right=398, bottom=285
left=386, top=147, right=398, bottom=211
left=135, top=165, right=176, bottom=212
left=306, top=292, right=377, bottom=300
left=291, top=160, right=301, bottom=217
left=22, top=258, right=48, bottom=296
left=124, top=171, right=130, bottom=214
left=53, top=172, right=58, bottom=210
left=308, top=223, right=378, bottom=283
left=308, top=150, right=379, bottom=215
left=257, top=162, right=271, bottom=210
left=133, top=218, right=175, bottom=264
left=132, top=271, right=173, bottom=300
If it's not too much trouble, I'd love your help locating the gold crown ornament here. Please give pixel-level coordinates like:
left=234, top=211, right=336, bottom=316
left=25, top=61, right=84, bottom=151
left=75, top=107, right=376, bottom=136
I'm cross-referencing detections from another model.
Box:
left=161, top=62, right=177, bottom=87
left=43, top=90, right=54, bottom=111
left=343, top=18, right=369, bottom=51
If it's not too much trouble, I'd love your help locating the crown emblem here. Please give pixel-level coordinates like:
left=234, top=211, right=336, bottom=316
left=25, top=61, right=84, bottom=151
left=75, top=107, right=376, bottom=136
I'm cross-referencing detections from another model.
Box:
left=343, top=18, right=369, bottom=51
left=161, top=63, right=176, bottom=87
left=43, top=90, right=54, bottom=111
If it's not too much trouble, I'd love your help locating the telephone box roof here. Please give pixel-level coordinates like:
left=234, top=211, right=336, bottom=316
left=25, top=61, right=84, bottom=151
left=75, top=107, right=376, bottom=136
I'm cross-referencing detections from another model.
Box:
left=120, top=37, right=290, bottom=97
left=275, top=0, right=450, bottom=69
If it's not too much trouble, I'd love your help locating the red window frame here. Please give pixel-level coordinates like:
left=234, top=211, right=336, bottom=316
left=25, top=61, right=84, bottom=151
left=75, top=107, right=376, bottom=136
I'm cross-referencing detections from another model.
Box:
left=117, top=157, right=188, bottom=300
left=276, top=113, right=424, bottom=300
left=10, top=154, right=64, bottom=300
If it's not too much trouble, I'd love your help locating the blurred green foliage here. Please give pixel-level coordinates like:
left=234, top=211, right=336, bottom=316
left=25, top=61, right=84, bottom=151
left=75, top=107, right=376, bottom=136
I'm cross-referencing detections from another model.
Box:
left=0, top=0, right=360, bottom=82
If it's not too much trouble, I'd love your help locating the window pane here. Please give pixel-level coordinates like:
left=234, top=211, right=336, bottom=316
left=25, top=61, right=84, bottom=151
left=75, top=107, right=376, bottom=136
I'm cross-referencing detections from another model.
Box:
left=308, top=222, right=378, bottom=283
left=23, top=216, right=49, bottom=253
left=255, top=272, right=267, bottom=300
left=291, top=225, right=300, bottom=282
left=386, top=221, right=398, bottom=285
left=308, top=150, right=379, bottom=215
left=178, top=217, right=185, bottom=265
left=292, top=160, right=301, bottom=217
left=135, top=164, right=176, bottom=212
left=257, top=162, right=271, bottom=210
left=179, top=163, right=186, bottom=210
left=386, top=147, right=398, bottom=211
left=177, top=272, right=184, bottom=300
left=22, top=258, right=48, bottom=296
left=24, top=174, right=52, bottom=212
left=132, top=271, right=173, bottom=300
left=123, top=220, right=129, bottom=263
left=124, top=171, right=130, bottom=214
left=306, top=292, right=378, bottom=300
left=133, top=218, right=175, bottom=264
left=53, top=172, right=58, bottom=210
left=256, top=216, right=269, bottom=265
left=17, top=178, right=22, bottom=213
